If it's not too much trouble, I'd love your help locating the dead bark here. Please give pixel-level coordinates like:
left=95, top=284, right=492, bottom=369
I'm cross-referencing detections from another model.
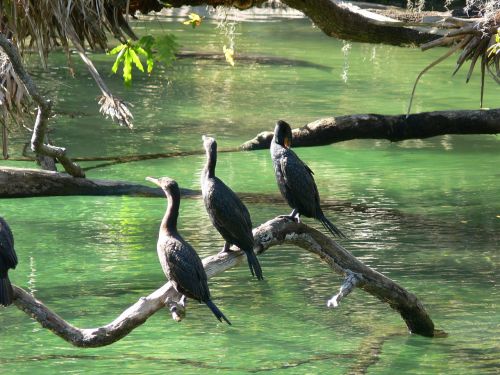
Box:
left=240, top=108, right=500, bottom=150
left=0, top=166, right=198, bottom=198
left=280, top=0, right=439, bottom=46
left=0, top=34, right=85, bottom=177
left=10, top=216, right=435, bottom=348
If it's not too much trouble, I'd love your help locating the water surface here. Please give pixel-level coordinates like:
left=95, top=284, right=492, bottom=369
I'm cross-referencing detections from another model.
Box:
left=0, top=14, right=499, bottom=375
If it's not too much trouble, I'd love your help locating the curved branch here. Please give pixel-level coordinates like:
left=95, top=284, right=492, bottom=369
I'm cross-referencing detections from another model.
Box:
left=0, top=33, right=84, bottom=177
left=10, top=216, right=436, bottom=348
left=240, top=109, right=500, bottom=150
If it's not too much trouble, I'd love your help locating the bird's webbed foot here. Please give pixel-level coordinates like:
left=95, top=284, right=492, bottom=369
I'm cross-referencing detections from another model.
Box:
left=278, top=209, right=300, bottom=222
left=179, top=295, right=187, bottom=307
left=218, top=242, right=232, bottom=254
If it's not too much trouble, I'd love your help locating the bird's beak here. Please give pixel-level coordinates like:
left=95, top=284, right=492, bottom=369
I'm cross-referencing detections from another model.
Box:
left=284, top=136, right=291, bottom=149
left=145, top=176, right=160, bottom=186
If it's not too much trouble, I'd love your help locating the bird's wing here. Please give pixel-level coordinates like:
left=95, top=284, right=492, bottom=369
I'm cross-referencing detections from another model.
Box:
left=280, top=150, right=321, bottom=216
left=166, top=240, right=210, bottom=301
left=207, top=179, right=254, bottom=246
left=0, top=219, right=17, bottom=268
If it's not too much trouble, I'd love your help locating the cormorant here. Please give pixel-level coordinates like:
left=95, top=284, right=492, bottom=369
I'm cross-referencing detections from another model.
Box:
left=0, top=217, right=18, bottom=307
left=201, top=135, right=263, bottom=280
left=146, top=176, right=231, bottom=325
left=270, top=120, right=345, bottom=238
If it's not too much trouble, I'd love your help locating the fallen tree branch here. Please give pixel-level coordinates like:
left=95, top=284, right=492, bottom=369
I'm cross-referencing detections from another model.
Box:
left=10, top=216, right=436, bottom=348
left=0, top=166, right=196, bottom=198
left=240, top=108, right=500, bottom=150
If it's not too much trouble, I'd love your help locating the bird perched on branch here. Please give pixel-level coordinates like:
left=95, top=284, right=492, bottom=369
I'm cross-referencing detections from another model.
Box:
left=270, top=120, right=345, bottom=238
left=201, top=135, right=263, bottom=280
left=146, top=176, right=231, bottom=325
left=0, top=217, right=18, bottom=307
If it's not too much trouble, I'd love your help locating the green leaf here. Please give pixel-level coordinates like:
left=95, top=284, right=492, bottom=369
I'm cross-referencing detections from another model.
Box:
left=138, top=35, right=155, bottom=51
left=129, top=48, right=144, bottom=72
left=108, top=43, right=126, bottom=56
left=146, top=56, right=154, bottom=74
left=135, top=46, right=149, bottom=57
left=137, top=36, right=156, bottom=74
left=123, top=49, right=133, bottom=86
left=111, top=47, right=126, bottom=74
left=154, top=34, right=180, bottom=66
left=182, top=13, right=203, bottom=28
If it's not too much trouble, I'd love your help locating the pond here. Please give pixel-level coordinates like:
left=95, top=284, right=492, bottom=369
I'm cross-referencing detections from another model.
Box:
left=1, top=9, right=499, bottom=375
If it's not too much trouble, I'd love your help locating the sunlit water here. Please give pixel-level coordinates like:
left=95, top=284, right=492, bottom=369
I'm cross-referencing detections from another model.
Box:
left=1, top=14, right=499, bottom=375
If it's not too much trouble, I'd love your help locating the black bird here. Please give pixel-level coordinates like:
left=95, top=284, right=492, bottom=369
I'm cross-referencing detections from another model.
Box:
left=201, top=135, right=263, bottom=280
left=270, top=120, right=345, bottom=238
left=0, top=217, right=18, bottom=307
left=146, top=176, right=231, bottom=325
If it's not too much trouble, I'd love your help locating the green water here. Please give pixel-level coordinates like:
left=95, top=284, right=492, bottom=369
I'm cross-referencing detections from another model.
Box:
left=1, top=16, right=499, bottom=374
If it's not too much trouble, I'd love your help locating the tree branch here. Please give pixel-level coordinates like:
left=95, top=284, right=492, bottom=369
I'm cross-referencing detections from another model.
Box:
left=327, top=270, right=362, bottom=308
left=10, top=216, right=436, bottom=348
left=240, top=108, right=500, bottom=150
left=0, top=33, right=85, bottom=177
left=281, top=0, right=439, bottom=46
left=159, top=0, right=443, bottom=46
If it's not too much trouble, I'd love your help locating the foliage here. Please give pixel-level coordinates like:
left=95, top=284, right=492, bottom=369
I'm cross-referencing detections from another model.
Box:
left=223, top=45, right=235, bottom=66
left=182, top=13, right=203, bottom=28
left=108, top=35, right=179, bottom=86
left=487, top=28, right=500, bottom=58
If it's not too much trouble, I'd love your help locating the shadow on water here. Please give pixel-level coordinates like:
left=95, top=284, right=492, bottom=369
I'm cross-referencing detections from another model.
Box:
left=0, top=332, right=410, bottom=373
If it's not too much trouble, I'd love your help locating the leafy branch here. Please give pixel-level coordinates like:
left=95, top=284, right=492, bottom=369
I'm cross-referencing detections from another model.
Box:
left=108, top=35, right=179, bottom=86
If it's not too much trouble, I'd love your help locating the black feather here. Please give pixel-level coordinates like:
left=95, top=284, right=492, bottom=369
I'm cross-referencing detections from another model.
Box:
left=206, top=299, right=231, bottom=325
left=148, top=176, right=231, bottom=325
left=271, top=120, right=345, bottom=239
left=202, top=136, right=264, bottom=280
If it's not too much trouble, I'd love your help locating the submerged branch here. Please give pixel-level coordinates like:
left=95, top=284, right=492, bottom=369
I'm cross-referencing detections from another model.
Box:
left=10, top=216, right=435, bottom=347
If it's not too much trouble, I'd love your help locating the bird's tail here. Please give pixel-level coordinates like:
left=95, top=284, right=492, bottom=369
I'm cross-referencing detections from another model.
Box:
left=0, top=275, right=14, bottom=307
left=320, top=213, right=346, bottom=239
left=205, top=299, right=231, bottom=325
left=245, top=249, right=264, bottom=281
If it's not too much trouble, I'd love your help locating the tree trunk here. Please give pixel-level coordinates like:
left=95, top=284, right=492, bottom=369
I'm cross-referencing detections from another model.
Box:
left=11, top=216, right=436, bottom=348
left=240, top=108, right=500, bottom=150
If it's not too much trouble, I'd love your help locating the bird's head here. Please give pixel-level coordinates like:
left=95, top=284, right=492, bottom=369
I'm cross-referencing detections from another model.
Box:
left=274, top=120, right=292, bottom=149
left=145, top=176, right=179, bottom=192
left=202, top=135, right=217, bottom=155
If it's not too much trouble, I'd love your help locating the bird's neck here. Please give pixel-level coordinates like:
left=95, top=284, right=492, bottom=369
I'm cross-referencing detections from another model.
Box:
left=203, top=149, right=216, bottom=178
left=161, top=188, right=180, bottom=234
left=270, top=139, right=285, bottom=156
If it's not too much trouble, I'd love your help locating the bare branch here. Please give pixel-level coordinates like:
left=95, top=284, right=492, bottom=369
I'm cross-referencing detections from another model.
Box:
left=0, top=33, right=85, bottom=177
left=10, top=216, right=436, bottom=347
left=327, top=270, right=363, bottom=308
